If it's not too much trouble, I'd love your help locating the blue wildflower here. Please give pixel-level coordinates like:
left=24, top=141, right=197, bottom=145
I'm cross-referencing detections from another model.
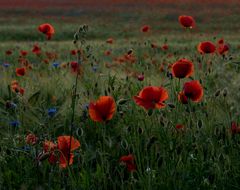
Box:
left=48, top=108, right=57, bottom=117
left=52, top=62, right=60, bottom=68
left=92, top=65, right=98, bottom=72
left=3, top=63, right=10, bottom=68
left=10, top=120, right=20, bottom=127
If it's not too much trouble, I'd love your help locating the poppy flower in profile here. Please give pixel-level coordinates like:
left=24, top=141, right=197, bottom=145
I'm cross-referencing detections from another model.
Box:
left=57, top=136, right=80, bottom=168
left=26, top=133, right=38, bottom=145
left=119, top=154, right=136, bottom=172
left=176, top=124, right=184, bottom=130
left=38, top=23, right=55, bottom=40
left=161, top=44, right=168, bottom=51
left=141, top=25, right=150, bottom=33
left=106, top=38, right=114, bottom=44
left=178, top=15, right=195, bottom=28
left=134, top=86, right=169, bottom=110
left=16, top=67, right=26, bottom=76
left=20, top=50, right=28, bottom=57
left=183, top=80, right=203, bottom=102
left=70, top=61, right=79, bottom=73
left=218, top=44, right=229, bottom=55
left=197, top=41, right=216, bottom=54
left=89, top=96, right=116, bottom=122
left=43, top=140, right=58, bottom=165
left=231, top=122, right=240, bottom=134
left=217, top=39, right=230, bottom=55
left=6, top=50, right=13, bottom=55
left=32, top=44, right=41, bottom=55
left=70, top=49, right=77, bottom=55
left=104, top=50, right=111, bottom=56
left=172, top=59, right=194, bottom=79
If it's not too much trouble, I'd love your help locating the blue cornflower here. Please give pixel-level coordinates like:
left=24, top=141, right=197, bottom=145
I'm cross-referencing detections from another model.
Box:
left=48, top=108, right=57, bottom=117
left=3, top=63, right=10, bottom=68
left=92, top=65, right=98, bottom=72
left=10, top=120, right=20, bottom=127
left=52, top=62, right=60, bottom=68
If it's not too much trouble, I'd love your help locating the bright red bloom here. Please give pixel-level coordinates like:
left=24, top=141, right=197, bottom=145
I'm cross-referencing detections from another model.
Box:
left=70, top=61, right=79, bottom=73
left=134, top=86, right=169, bottom=110
left=38, top=23, right=55, bottom=40
left=16, top=67, right=26, bottom=76
left=172, top=59, right=194, bottom=79
left=141, top=25, right=150, bottom=33
left=19, top=87, right=25, bottom=95
left=178, top=15, right=195, bottom=28
left=57, top=136, right=80, bottom=168
left=197, top=41, right=216, bottom=54
left=89, top=96, right=116, bottom=122
left=176, top=124, right=184, bottom=130
left=20, top=50, right=28, bottom=57
left=183, top=80, right=203, bottom=102
left=26, top=134, right=38, bottom=145
left=120, top=154, right=136, bottom=172
left=106, top=38, right=114, bottom=44
left=32, top=44, right=41, bottom=55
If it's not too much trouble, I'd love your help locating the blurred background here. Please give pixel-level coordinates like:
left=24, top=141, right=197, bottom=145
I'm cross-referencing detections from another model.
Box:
left=0, top=0, right=239, bottom=41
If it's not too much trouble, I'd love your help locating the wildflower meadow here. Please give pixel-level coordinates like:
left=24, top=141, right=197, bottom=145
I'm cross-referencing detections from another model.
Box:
left=0, top=0, right=240, bottom=189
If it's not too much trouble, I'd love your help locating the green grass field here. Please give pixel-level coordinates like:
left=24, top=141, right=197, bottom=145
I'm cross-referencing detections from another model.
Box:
left=1, top=1, right=240, bottom=189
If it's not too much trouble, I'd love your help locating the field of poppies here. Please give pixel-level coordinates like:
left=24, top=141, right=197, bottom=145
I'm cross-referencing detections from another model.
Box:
left=1, top=1, right=240, bottom=189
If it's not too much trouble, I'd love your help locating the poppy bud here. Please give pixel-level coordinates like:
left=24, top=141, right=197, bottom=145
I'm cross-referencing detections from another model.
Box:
left=215, top=89, right=221, bottom=97
left=222, top=88, right=228, bottom=97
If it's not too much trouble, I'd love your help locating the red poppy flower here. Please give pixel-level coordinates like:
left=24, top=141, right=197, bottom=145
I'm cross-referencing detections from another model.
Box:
left=70, top=61, right=79, bottom=73
left=176, top=124, right=184, bottom=130
left=218, top=38, right=224, bottom=45
left=141, top=25, right=150, bottom=33
left=231, top=122, right=240, bottom=134
left=6, top=50, right=12, bottom=55
left=26, top=133, right=38, bottom=145
left=57, top=136, right=80, bottom=168
left=106, top=38, right=113, bottom=44
left=218, top=44, right=229, bottom=55
left=137, top=74, right=144, bottom=81
left=70, top=49, right=77, bottom=55
left=119, top=154, right=136, bottom=172
left=197, top=41, right=216, bottom=54
left=178, top=91, right=188, bottom=104
left=38, top=23, right=55, bottom=40
left=89, top=96, right=116, bottom=122
left=104, top=50, right=111, bottom=56
left=161, top=44, right=168, bottom=51
left=32, top=44, right=41, bottom=55
left=183, top=80, right=203, bottom=102
left=20, top=50, right=28, bottom=57
left=178, top=15, right=195, bottom=28
left=172, top=59, right=194, bottom=79
left=134, top=86, right=168, bottom=110
left=19, top=87, right=25, bottom=95
left=16, top=67, right=26, bottom=76
left=43, top=141, right=58, bottom=165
